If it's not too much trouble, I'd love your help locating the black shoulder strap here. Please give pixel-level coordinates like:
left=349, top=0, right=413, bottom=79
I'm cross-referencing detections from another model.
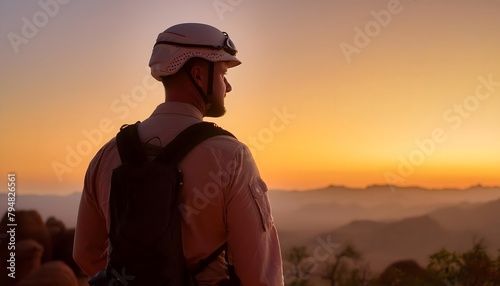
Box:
left=115, top=122, right=144, bottom=165
left=114, top=122, right=236, bottom=281
left=193, top=242, right=239, bottom=283
left=156, top=122, right=235, bottom=165
left=192, top=242, right=227, bottom=276
left=116, top=121, right=235, bottom=165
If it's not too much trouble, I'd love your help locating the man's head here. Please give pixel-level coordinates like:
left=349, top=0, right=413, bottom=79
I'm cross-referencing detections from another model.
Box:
left=149, top=23, right=241, bottom=117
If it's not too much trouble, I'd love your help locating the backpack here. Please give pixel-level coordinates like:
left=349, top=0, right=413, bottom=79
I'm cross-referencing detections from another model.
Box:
left=89, top=121, right=238, bottom=286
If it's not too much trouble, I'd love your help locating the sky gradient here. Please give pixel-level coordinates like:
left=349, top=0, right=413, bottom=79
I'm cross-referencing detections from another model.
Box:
left=1, top=0, right=500, bottom=194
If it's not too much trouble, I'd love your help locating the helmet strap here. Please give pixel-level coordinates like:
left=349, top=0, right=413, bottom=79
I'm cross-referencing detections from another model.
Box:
left=184, top=61, right=215, bottom=105
left=185, top=69, right=208, bottom=104
left=207, top=61, right=214, bottom=100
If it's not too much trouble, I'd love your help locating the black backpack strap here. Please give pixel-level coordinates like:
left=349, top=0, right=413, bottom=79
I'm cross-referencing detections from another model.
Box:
left=117, top=122, right=234, bottom=165
left=115, top=122, right=144, bottom=165
left=156, top=122, right=235, bottom=164
left=192, top=242, right=227, bottom=276
left=114, top=121, right=236, bottom=282
left=161, top=123, right=235, bottom=277
left=193, top=242, right=240, bottom=284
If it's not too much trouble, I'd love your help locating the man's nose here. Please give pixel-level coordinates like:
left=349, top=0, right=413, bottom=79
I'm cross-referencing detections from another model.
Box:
left=225, top=78, right=232, bottom=93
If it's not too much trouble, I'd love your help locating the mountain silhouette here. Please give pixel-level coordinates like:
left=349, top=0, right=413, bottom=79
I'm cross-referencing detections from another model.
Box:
left=311, top=215, right=467, bottom=272
left=429, top=198, right=500, bottom=246
left=3, top=185, right=500, bottom=275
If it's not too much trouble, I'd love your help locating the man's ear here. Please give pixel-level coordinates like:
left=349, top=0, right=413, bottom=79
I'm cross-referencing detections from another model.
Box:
left=190, top=65, right=205, bottom=84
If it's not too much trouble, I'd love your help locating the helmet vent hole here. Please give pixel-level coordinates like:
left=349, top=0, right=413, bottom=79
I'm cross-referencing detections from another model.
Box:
left=167, top=52, right=223, bottom=73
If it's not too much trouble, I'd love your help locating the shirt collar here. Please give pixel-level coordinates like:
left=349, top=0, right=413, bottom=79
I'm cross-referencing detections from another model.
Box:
left=150, top=102, right=204, bottom=121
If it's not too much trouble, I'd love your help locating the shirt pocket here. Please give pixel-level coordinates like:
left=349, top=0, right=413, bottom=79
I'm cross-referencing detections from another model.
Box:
left=249, top=177, right=272, bottom=232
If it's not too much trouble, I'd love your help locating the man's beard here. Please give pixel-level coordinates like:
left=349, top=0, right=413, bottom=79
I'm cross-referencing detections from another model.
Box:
left=205, top=98, right=226, bottom=117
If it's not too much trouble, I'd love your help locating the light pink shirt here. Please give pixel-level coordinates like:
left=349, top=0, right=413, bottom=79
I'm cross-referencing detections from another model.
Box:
left=73, top=102, right=284, bottom=285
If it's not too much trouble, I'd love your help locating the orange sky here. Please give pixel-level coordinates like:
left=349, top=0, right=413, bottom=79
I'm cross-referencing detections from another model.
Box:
left=1, top=0, right=499, bottom=194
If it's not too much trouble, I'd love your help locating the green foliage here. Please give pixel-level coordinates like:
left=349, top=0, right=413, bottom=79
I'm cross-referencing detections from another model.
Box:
left=322, top=244, right=369, bottom=286
left=284, top=246, right=312, bottom=286
left=427, top=240, right=500, bottom=285
left=283, top=240, right=500, bottom=285
left=374, top=260, right=440, bottom=286
left=283, top=244, right=370, bottom=286
left=428, top=248, right=462, bottom=279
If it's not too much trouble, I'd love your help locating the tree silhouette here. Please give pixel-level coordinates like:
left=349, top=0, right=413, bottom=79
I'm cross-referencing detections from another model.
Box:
left=376, top=259, right=438, bottom=286
left=284, top=246, right=313, bottom=286
left=428, top=240, right=500, bottom=285
left=321, top=244, right=369, bottom=286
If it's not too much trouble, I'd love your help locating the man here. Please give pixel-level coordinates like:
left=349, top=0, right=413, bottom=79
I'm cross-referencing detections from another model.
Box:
left=73, top=23, right=284, bottom=285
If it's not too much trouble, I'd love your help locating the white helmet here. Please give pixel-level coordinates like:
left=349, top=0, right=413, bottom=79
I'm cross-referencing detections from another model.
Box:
left=149, top=23, right=241, bottom=81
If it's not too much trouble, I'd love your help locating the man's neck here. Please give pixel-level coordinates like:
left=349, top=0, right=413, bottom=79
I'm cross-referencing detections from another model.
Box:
left=165, top=90, right=206, bottom=117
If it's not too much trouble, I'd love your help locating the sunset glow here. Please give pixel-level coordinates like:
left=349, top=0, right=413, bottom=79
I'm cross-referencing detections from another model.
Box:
left=1, top=0, right=499, bottom=194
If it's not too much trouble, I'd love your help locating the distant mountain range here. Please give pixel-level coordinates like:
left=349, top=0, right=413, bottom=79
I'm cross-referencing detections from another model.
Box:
left=430, top=198, right=500, bottom=245
left=2, top=185, right=500, bottom=274
left=311, top=215, right=470, bottom=273
left=2, top=184, right=500, bottom=229
left=269, top=185, right=500, bottom=247
left=269, top=185, right=500, bottom=273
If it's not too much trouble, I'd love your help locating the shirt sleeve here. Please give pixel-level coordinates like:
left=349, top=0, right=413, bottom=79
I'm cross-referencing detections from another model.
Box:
left=225, top=145, right=284, bottom=285
left=73, top=166, right=109, bottom=277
